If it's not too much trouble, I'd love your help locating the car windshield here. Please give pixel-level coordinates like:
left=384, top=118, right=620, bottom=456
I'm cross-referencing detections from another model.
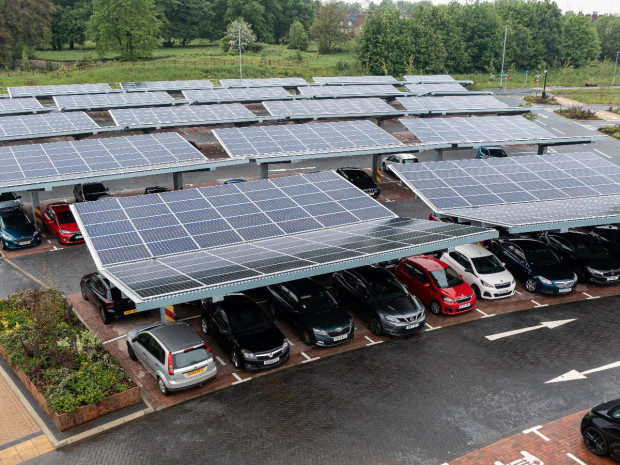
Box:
left=526, top=248, right=561, bottom=266
left=471, top=254, right=505, bottom=274
left=0, top=193, right=17, bottom=202
left=299, top=290, right=337, bottom=314
left=488, top=148, right=506, bottom=157
left=344, top=170, right=372, bottom=184
left=2, top=214, right=30, bottom=229
left=575, top=239, right=609, bottom=258
left=369, top=278, right=407, bottom=302
left=83, top=183, right=106, bottom=194
left=56, top=210, right=75, bottom=225
left=229, top=309, right=271, bottom=335
left=430, top=267, right=464, bottom=288
left=173, top=346, right=210, bottom=369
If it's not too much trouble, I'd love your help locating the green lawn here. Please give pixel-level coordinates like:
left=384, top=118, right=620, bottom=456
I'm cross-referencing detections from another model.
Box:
left=549, top=89, right=620, bottom=106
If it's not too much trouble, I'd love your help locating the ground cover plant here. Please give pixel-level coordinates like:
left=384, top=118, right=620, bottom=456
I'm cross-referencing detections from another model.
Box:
left=600, top=124, right=620, bottom=140
left=555, top=105, right=600, bottom=120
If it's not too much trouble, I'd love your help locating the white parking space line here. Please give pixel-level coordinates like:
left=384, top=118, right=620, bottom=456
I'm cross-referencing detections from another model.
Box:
left=476, top=308, right=495, bottom=318
left=515, top=291, right=522, bottom=295
left=103, top=334, right=127, bottom=345
left=551, top=128, right=565, bottom=135
left=215, top=356, right=227, bottom=366
left=582, top=292, right=601, bottom=299
left=46, top=239, right=51, bottom=244
left=301, top=351, right=320, bottom=363
left=531, top=300, right=548, bottom=308
left=424, top=323, right=441, bottom=331
left=231, top=372, right=251, bottom=385
left=566, top=453, right=587, bottom=464
left=522, top=425, right=550, bottom=441
left=364, top=336, right=383, bottom=346
left=537, top=121, right=547, bottom=126
left=256, top=300, right=267, bottom=304
left=594, top=148, right=612, bottom=159
left=286, top=338, right=294, bottom=346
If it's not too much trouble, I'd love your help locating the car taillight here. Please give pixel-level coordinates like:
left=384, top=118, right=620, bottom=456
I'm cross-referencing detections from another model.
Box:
left=203, top=341, right=212, bottom=355
left=168, top=352, right=174, bottom=374
left=105, top=301, right=114, bottom=309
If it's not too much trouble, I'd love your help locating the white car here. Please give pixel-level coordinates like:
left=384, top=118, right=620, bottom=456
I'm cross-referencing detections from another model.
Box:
left=382, top=153, right=419, bottom=174
left=440, top=244, right=515, bottom=300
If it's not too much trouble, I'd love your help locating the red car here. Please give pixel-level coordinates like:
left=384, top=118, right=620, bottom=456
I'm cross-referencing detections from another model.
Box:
left=394, top=255, right=476, bottom=315
left=42, top=204, right=84, bottom=245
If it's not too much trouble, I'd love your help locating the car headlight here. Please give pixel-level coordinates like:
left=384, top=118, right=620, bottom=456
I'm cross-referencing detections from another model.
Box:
left=480, top=280, right=493, bottom=288
left=59, top=228, right=71, bottom=234
left=573, top=273, right=578, bottom=282
left=442, top=295, right=455, bottom=303
left=282, top=340, right=289, bottom=351
left=384, top=315, right=398, bottom=323
left=240, top=349, right=257, bottom=360
left=585, top=267, right=602, bottom=276
left=312, top=328, right=328, bottom=336
left=33, top=230, right=40, bottom=237
left=0, top=232, right=11, bottom=241
left=538, top=276, right=552, bottom=285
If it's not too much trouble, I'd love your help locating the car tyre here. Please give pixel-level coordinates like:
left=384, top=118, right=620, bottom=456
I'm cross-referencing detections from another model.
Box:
left=81, top=284, right=88, bottom=301
left=430, top=300, right=442, bottom=315
left=369, top=316, right=382, bottom=336
left=127, top=342, right=137, bottom=361
left=57, top=234, right=63, bottom=245
left=201, top=316, right=209, bottom=335
left=471, top=284, right=481, bottom=299
left=583, top=426, right=609, bottom=457
left=525, top=278, right=538, bottom=293
left=302, top=329, right=314, bottom=346
left=574, top=268, right=584, bottom=283
left=231, top=351, right=242, bottom=370
left=99, top=305, right=112, bottom=325
left=158, top=377, right=169, bottom=396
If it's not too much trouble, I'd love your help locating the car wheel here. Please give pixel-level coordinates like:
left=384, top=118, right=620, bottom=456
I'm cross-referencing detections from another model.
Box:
left=99, top=305, right=112, bottom=325
left=231, top=351, right=243, bottom=370
left=1, top=240, right=6, bottom=251
left=302, top=329, right=314, bottom=346
left=157, top=377, right=169, bottom=396
left=369, top=317, right=382, bottom=336
left=81, top=284, right=88, bottom=301
left=201, top=316, right=209, bottom=335
left=430, top=300, right=442, bottom=315
left=583, top=426, right=609, bottom=457
left=525, top=278, right=537, bottom=293
left=127, top=342, right=137, bottom=361
left=471, top=285, right=481, bottom=299
left=574, top=268, right=584, bottom=283
left=56, top=234, right=63, bottom=245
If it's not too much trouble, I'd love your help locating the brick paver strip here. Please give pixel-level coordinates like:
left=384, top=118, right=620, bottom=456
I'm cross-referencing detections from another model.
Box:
left=0, top=374, right=40, bottom=446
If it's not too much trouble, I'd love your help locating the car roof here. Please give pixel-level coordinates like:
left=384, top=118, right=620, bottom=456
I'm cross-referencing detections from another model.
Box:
left=454, top=243, right=493, bottom=258
left=405, top=255, right=448, bottom=271
left=48, top=203, right=71, bottom=212
left=501, top=238, right=546, bottom=250
left=337, top=167, right=365, bottom=172
left=218, top=294, right=261, bottom=313
left=150, top=322, right=202, bottom=352
left=282, top=278, right=325, bottom=295
left=549, top=231, right=595, bottom=243
left=393, top=153, right=418, bottom=159
left=349, top=265, right=394, bottom=281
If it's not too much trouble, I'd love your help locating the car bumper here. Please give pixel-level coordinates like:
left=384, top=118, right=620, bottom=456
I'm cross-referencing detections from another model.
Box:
left=1, top=237, right=40, bottom=250
left=441, top=301, right=475, bottom=315
left=166, top=363, right=218, bottom=392
left=587, top=273, right=620, bottom=285
left=481, top=285, right=516, bottom=300
left=382, top=317, right=426, bottom=336
left=538, top=281, right=576, bottom=295
left=314, top=329, right=354, bottom=347
left=58, top=233, right=84, bottom=245
left=243, top=350, right=290, bottom=371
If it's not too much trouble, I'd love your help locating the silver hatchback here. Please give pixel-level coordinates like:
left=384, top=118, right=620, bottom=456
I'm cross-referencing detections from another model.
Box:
left=127, top=322, right=217, bottom=395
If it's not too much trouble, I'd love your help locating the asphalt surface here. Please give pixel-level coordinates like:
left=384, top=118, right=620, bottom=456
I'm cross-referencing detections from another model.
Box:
left=26, top=296, right=620, bottom=465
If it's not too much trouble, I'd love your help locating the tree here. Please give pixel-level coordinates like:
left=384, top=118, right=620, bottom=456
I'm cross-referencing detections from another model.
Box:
left=158, top=0, right=214, bottom=46
left=456, top=2, right=503, bottom=72
left=595, top=15, right=620, bottom=60
left=226, top=18, right=256, bottom=52
left=51, top=0, right=92, bottom=50
left=88, top=0, right=162, bottom=60
left=310, top=0, right=347, bottom=54
left=273, top=0, right=316, bottom=44
left=288, top=20, right=308, bottom=50
left=225, top=0, right=281, bottom=43
left=0, top=0, right=54, bottom=63
left=561, top=12, right=601, bottom=67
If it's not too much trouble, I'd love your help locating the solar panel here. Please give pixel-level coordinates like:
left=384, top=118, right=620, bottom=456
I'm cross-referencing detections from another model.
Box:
left=396, top=96, right=508, bottom=112
left=54, top=92, right=176, bottom=111
left=213, top=120, right=403, bottom=158
left=219, top=78, right=308, bottom=88
left=0, top=133, right=217, bottom=190
left=404, top=75, right=456, bottom=84
left=0, top=112, right=101, bottom=141
left=0, top=98, right=47, bottom=115
left=298, top=85, right=402, bottom=97
left=404, top=83, right=469, bottom=95
left=263, top=98, right=398, bottom=118
left=8, top=84, right=113, bottom=98
left=313, top=76, right=398, bottom=85
left=183, top=87, right=291, bottom=104
left=120, top=80, right=213, bottom=92
left=391, top=152, right=620, bottom=212
left=110, top=104, right=256, bottom=129
left=399, top=116, right=554, bottom=144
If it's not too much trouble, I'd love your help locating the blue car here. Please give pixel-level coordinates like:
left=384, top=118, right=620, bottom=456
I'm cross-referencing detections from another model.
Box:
left=476, top=147, right=507, bottom=159
left=0, top=208, right=41, bottom=250
left=488, top=238, right=577, bottom=295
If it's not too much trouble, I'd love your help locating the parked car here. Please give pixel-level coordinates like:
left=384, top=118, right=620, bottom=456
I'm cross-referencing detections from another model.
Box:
left=80, top=272, right=137, bottom=324
left=581, top=399, right=620, bottom=460
left=200, top=294, right=289, bottom=371
left=0, top=192, right=22, bottom=211
left=488, top=238, right=577, bottom=294
left=476, top=147, right=507, bottom=158
left=126, top=322, right=217, bottom=396
left=73, top=182, right=110, bottom=202
left=539, top=231, right=620, bottom=285
left=589, top=225, right=620, bottom=260
left=440, top=244, right=516, bottom=299
left=335, top=167, right=380, bottom=197
left=144, top=186, right=170, bottom=195
left=332, top=266, right=425, bottom=336
left=42, top=203, right=84, bottom=245
left=223, top=178, right=246, bottom=184
left=266, top=278, right=354, bottom=347
left=394, top=255, right=476, bottom=315
left=382, top=153, right=419, bottom=174
left=0, top=208, right=40, bottom=250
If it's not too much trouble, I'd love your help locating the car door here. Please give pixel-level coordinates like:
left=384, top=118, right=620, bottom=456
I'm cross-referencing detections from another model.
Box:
left=89, top=275, right=107, bottom=307
left=43, top=208, right=56, bottom=234
left=398, top=262, right=432, bottom=304
left=450, top=251, right=475, bottom=282
left=505, top=244, right=529, bottom=279
left=335, top=270, right=357, bottom=300
left=282, top=285, right=304, bottom=330
left=352, top=277, right=372, bottom=318
left=212, top=308, right=233, bottom=353
left=135, top=333, right=156, bottom=375
left=270, top=284, right=292, bottom=316
left=606, top=406, right=620, bottom=459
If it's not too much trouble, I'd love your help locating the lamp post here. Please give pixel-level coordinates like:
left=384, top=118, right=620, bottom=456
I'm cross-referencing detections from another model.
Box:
left=542, top=69, right=548, bottom=99
left=613, top=51, right=619, bottom=87
left=499, top=25, right=508, bottom=90
left=238, top=27, right=243, bottom=80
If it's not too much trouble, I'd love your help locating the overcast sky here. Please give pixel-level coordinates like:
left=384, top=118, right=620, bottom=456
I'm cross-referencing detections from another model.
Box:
left=425, top=0, right=619, bottom=15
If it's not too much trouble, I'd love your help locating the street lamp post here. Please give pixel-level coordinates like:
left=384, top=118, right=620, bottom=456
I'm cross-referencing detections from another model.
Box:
left=542, top=69, right=548, bottom=99
left=499, top=25, right=508, bottom=90
left=613, top=51, right=619, bottom=87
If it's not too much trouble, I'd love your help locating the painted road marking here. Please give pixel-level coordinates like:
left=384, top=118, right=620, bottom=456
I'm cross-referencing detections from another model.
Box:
left=364, top=336, right=383, bottom=346
left=425, top=323, right=441, bottom=331
left=50, top=246, right=63, bottom=251
left=522, top=425, right=550, bottom=441
left=46, top=239, right=51, bottom=244
left=179, top=315, right=200, bottom=321
left=539, top=113, right=548, bottom=118
left=215, top=356, right=227, bottom=366
left=103, top=334, right=128, bottom=345
left=515, top=290, right=522, bottom=295
left=231, top=372, right=251, bottom=385
left=287, top=338, right=294, bottom=346
left=582, top=292, right=600, bottom=299
left=566, top=453, right=587, bottom=464
left=537, top=121, right=547, bottom=126
left=546, top=360, right=620, bottom=383
left=551, top=128, right=565, bottom=135
left=476, top=308, right=495, bottom=318
left=486, top=319, right=576, bottom=341
left=301, top=352, right=320, bottom=363
left=0, top=256, right=47, bottom=288
left=531, top=300, right=548, bottom=308
left=593, top=148, right=612, bottom=159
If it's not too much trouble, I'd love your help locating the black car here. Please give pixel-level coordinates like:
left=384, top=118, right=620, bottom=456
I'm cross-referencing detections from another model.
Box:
left=80, top=272, right=136, bottom=324
left=539, top=231, right=620, bottom=285
left=336, top=167, right=380, bottom=197
left=73, top=182, right=110, bottom=202
left=331, top=266, right=425, bottom=337
left=581, top=399, right=620, bottom=460
left=144, top=186, right=170, bottom=195
left=200, top=294, right=289, bottom=371
left=488, top=238, right=577, bottom=294
left=589, top=225, right=620, bottom=260
left=266, top=278, right=354, bottom=347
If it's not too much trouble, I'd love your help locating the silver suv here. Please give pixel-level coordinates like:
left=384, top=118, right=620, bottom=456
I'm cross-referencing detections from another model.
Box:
left=127, top=322, right=217, bottom=395
left=0, top=192, right=22, bottom=212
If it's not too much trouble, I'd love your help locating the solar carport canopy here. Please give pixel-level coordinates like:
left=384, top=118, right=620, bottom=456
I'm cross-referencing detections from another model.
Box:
left=0, top=112, right=104, bottom=142
left=0, top=98, right=48, bottom=115
left=404, top=75, right=456, bottom=84
left=396, top=95, right=508, bottom=113
left=219, top=78, right=308, bottom=88
left=72, top=171, right=497, bottom=309
left=298, top=85, right=403, bottom=98
left=313, top=76, right=398, bottom=85
left=263, top=98, right=399, bottom=118
left=391, top=153, right=620, bottom=233
left=54, top=92, right=176, bottom=111
left=121, top=80, right=213, bottom=91
left=8, top=83, right=115, bottom=98
left=183, top=87, right=292, bottom=104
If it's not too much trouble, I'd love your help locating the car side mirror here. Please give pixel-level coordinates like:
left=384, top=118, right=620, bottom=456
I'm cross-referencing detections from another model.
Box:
left=464, top=268, right=472, bottom=274
left=423, top=282, right=430, bottom=287
left=106, top=188, right=110, bottom=191
left=17, top=195, right=21, bottom=199
left=131, top=337, right=138, bottom=343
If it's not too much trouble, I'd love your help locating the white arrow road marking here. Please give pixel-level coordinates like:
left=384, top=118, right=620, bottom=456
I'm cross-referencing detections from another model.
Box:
left=301, top=352, right=320, bottom=363
left=545, top=361, right=620, bottom=384
left=567, top=453, right=587, bottom=464
left=231, top=372, right=251, bottom=385
left=522, top=425, right=550, bottom=441
left=486, top=319, right=576, bottom=341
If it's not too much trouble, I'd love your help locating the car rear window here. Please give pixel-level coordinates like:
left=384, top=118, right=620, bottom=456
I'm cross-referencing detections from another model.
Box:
left=488, top=149, right=506, bottom=157
left=173, top=346, right=210, bottom=369
left=83, top=183, right=106, bottom=194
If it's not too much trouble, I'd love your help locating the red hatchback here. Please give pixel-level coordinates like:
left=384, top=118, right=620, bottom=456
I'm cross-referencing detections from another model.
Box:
left=42, top=204, right=84, bottom=245
left=394, top=255, right=476, bottom=316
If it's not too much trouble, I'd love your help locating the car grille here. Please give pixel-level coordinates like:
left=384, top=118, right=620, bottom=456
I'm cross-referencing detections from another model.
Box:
left=327, top=326, right=351, bottom=337
left=397, top=314, right=423, bottom=323
left=602, top=269, right=620, bottom=277
left=495, top=282, right=512, bottom=289
left=555, top=280, right=575, bottom=289
left=456, top=295, right=472, bottom=303
left=255, top=348, right=283, bottom=360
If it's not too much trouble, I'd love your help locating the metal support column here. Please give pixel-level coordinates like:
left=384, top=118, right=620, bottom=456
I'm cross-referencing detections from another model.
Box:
left=434, top=149, right=443, bottom=161
left=537, top=145, right=547, bottom=155
left=173, top=172, right=183, bottom=190
left=371, top=154, right=381, bottom=182
left=160, top=305, right=175, bottom=322
left=259, top=163, right=269, bottom=179
left=29, top=190, right=42, bottom=227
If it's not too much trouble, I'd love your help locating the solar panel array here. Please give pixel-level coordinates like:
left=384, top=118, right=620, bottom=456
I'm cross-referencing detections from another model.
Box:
left=54, top=92, right=176, bottom=111
left=0, top=112, right=100, bottom=140
left=263, top=98, right=398, bottom=118
left=396, top=96, right=508, bottom=112
left=219, top=78, right=308, bottom=88
left=391, top=152, right=620, bottom=211
left=399, top=116, right=554, bottom=144
left=404, top=83, right=469, bottom=95
left=121, top=80, right=213, bottom=92
left=182, top=87, right=291, bottom=104
left=298, top=85, right=402, bottom=97
left=404, top=75, right=456, bottom=83
left=213, top=120, right=402, bottom=158
left=8, top=84, right=113, bottom=98
left=0, top=133, right=207, bottom=187
left=0, top=98, right=46, bottom=115
left=313, top=76, right=398, bottom=85
left=110, top=104, right=256, bottom=129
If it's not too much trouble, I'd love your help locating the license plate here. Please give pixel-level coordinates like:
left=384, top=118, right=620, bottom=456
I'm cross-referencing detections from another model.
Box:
left=123, top=309, right=137, bottom=315
left=333, top=334, right=348, bottom=341
left=458, top=303, right=470, bottom=309
left=263, top=357, right=280, bottom=365
left=75, top=234, right=82, bottom=239
left=608, top=276, right=618, bottom=281
left=558, top=288, right=571, bottom=293
left=18, top=240, right=30, bottom=245
left=186, top=367, right=205, bottom=377
left=405, top=323, right=419, bottom=330
left=497, top=289, right=512, bottom=295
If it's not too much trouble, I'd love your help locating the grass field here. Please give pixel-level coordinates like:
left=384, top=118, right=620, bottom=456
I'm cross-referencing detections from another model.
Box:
left=547, top=89, right=620, bottom=105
